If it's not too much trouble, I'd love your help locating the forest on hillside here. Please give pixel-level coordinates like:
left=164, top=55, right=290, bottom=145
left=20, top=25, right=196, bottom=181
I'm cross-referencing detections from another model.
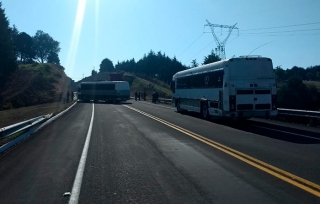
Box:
left=274, top=65, right=320, bottom=110
left=97, top=50, right=220, bottom=84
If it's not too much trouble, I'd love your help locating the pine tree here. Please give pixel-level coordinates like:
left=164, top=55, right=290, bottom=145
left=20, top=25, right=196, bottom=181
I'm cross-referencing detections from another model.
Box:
left=0, top=2, right=17, bottom=85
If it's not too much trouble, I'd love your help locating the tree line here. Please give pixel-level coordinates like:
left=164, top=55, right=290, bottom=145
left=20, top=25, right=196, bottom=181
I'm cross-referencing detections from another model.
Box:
left=0, top=2, right=61, bottom=86
left=10, top=28, right=61, bottom=64
left=274, top=65, right=320, bottom=81
left=98, top=49, right=221, bottom=84
left=275, top=65, right=320, bottom=111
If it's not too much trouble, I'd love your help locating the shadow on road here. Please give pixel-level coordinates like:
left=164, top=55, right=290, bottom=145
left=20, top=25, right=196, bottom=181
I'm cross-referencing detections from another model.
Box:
left=177, top=111, right=320, bottom=144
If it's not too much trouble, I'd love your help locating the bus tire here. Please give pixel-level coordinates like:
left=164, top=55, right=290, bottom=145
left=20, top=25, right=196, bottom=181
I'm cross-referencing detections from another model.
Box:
left=201, top=102, right=210, bottom=120
left=177, top=104, right=182, bottom=113
left=176, top=100, right=183, bottom=113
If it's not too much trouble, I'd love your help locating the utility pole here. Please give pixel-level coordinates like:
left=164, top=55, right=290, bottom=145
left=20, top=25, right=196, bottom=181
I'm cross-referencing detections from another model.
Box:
left=204, top=19, right=239, bottom=59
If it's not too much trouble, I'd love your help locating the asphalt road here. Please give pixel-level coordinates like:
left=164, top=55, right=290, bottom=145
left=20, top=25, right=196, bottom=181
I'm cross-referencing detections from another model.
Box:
left=0, top=100, right=319, bottom=203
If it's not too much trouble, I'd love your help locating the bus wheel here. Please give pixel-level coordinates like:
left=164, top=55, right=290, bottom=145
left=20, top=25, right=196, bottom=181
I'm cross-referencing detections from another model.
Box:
left=177, top=103, right=183, bottom=113
left=201, top=102, right=210, bottom=120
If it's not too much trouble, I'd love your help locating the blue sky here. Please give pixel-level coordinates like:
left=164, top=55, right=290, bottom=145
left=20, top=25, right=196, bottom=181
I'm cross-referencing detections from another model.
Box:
left=2, top=0, right=320, bottom=81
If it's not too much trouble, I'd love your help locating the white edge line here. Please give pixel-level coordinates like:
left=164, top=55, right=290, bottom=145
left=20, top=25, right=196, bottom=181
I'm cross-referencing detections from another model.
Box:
left=69, top=103, right=94, bottom=204
left=252, top=125, right=320, bottom=141
left=36, top=102, right=78, bottom=132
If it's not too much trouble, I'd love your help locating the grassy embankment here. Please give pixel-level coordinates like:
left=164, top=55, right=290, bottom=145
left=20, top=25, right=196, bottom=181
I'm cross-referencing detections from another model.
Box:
left=0, top=63, right=74, bottom=128
left=125, top=74, right=172, bottom=99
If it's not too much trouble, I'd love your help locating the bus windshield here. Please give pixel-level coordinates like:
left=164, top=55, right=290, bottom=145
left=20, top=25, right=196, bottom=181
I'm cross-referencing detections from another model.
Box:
left=228, top=60, right=274, bottom=80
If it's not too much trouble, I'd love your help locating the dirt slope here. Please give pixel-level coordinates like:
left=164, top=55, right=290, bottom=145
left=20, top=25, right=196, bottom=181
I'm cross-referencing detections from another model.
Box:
left=0, top=63, right=72, bottom=110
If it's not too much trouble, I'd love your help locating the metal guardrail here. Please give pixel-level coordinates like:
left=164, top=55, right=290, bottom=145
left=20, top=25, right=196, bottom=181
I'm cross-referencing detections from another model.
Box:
left=0, top=102, right=77, bottom=154
left=277, top=108, right=320, bottom=118
left=277, top=108, right=320, bottom=126
left=158, top=98, right=172, bottom=103
left=0, top=114, right=53, bottom=141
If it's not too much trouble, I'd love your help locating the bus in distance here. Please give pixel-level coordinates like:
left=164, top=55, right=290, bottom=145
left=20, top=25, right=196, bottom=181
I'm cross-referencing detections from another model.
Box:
left=78, top=81, right=130, bottom=103
left=171, top=56, right=277, bottom=120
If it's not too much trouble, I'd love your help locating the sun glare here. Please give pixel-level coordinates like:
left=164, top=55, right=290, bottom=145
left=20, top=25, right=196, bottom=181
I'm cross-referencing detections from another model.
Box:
left=66, top=0, right=87, bottom=77
left=94, top=0, right=100, bottom=70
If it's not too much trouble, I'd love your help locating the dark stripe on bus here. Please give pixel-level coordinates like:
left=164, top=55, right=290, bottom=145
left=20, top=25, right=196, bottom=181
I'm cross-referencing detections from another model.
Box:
left=237, top=104, right=253, bottom=110
left=255, top=90, right=271, bottom=94
left=255, top=104, right=271, bottom=110
left=237, top=90, right=253, bottom=95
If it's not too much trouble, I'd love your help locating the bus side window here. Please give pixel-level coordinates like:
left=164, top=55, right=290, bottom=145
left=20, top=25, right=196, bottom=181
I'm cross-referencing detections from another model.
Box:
left=208, top=70, right=223, bottom=88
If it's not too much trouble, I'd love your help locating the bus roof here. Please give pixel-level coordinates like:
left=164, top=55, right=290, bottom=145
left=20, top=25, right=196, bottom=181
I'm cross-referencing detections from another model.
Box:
left=80, top=81, right=128, bottom=84
left=173, top=56, right=272, bottom=79
left=173, top=60, right=227, bottom=79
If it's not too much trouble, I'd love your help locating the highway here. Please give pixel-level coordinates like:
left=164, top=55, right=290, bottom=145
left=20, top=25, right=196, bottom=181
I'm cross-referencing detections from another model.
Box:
left=0, top=100, right=319, bottom=203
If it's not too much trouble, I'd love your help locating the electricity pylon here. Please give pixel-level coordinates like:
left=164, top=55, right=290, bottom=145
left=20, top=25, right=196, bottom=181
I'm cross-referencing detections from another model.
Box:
left=205, top=19, right=239, bottom=59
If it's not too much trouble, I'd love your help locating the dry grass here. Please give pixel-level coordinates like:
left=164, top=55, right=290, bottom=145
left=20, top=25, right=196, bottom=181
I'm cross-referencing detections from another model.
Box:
left=0, top=63, right=72, bottom=110
left=303, top=80, right=320, bottom=90
left=0, top=101, right=75, bottom=128
left=130, top=77, right=172, bottom=99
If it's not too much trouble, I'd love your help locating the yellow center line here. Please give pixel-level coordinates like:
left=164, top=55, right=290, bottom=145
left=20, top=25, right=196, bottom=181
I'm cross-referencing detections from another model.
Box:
left=123, top=105, right=320, bottom=198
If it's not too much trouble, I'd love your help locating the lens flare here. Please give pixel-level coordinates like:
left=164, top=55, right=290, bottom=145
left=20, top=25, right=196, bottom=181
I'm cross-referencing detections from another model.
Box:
left=66, top=0, right=87, bottom=77
left=94, top=0, right=100, bottom=68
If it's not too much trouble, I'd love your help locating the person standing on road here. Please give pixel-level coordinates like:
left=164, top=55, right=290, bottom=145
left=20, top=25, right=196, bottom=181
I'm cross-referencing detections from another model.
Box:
left=67, top=91, right=70, bottom=103
left=71, top=91, right=74, bottom=101
left=134, top=91, right=137, bottom=101
left=143, top=91, right=146, bottom=101
left=152, top=92, right=156, bottom=103
left=155, top=91, right=159, bottom=103
left=138, top=91, right=141, bottom=101
left=59, top=92, right=63, bottom=102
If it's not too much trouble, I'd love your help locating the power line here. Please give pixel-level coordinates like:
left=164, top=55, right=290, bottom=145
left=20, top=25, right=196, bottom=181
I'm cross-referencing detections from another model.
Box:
left=247, top=41, right=274, bottom=55
left=177, top=33, right=204, bottom=57
left=240, top=33, right=320, bottom=37
left=241, top=21, right=320, bottom=31
left=241, top=28, right=320, bottom=34
left=216, top=28, right=320, bottom=35
left=226, top=35, right=239, bottom=45
left=185, top=39, right=215, bottom=65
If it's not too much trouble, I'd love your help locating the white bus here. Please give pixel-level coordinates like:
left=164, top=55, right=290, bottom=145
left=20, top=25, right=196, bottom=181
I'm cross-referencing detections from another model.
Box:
left=78, top=81, right=130, bottom=103
left=171, top=56, right=277, bottom=119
